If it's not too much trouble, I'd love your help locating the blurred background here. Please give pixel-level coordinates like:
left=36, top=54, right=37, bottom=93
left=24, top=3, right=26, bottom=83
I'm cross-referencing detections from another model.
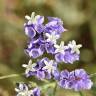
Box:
left=0, top=0, right=96, bottom=96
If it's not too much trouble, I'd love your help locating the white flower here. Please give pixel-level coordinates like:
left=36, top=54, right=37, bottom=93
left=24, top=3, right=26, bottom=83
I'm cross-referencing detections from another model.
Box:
left=16, top=90, right=31, bottom=96
left=25, top=12, right=44, bottom=25
left=46, top=31, right=59, bottom=44
left=22, top=60, right=37, bottom=75
left=42, top=60, right=56, bottom=73
left=15, top=83, right=33, bottom=96
left=68, top=40, right=82, bottom=54
left=54, top=41, right=68, bottom=53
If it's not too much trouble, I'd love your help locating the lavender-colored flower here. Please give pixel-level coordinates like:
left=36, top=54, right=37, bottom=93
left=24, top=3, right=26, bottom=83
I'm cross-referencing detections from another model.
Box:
left=21, top=12, right=93, bottom=93
left=47, top=17, right=63, bottom=23
left=36, top=58, right=58, bottom=79
left=63, top=50, right=80, bottom=64
left=25, top=40, right=45, bottom=58
left=69, top=69, right=93, bottom=91
left=24, top=24, right=36, bottom=38
left=24, top=58, right=58, bottom=80
left=53, top=70, right=60, bottom=80
left=58, top=70, right=71, bottom=89
left=45, top=17, right=67, bottom=35
left=28, top=48, right=44, bottom=58
left=55, top=40, right=81, bottom=64
left=58, top=69, right=93, bottom=91
left=55, top=50, right=79, bottom=64
left=45, top=42, right=56, bottom=54
left=24, top=12, right=44, bottom=38
left=55, top=53, right=64, bottom=63
left=32, top=87, right=41, bottom=96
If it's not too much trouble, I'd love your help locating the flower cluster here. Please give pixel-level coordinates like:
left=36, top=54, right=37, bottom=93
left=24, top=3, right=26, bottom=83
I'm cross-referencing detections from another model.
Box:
left=55, top=40, right=82, bottom=64
left=22, top=58, right=58, bottom=80
left=58, top=69, right=93, bottom=91
left=24, top=12, right=82, bottom=64
left=24, top=12, right=67, bottom=58
left=15, top=12, right=93, bottom=96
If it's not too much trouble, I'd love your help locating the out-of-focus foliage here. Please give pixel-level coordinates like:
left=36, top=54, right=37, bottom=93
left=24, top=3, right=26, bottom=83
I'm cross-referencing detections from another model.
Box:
left=0, top=0, right=96, bottom=96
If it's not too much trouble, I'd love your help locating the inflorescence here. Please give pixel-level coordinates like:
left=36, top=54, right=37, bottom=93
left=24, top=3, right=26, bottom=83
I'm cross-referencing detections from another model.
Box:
left=15, top=12, right=93, bottom=96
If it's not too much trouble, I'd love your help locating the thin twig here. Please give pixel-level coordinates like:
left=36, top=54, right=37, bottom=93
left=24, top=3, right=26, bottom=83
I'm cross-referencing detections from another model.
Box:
left=53, top=83, right=57, bottom=96
left=0, top=73, right=24, bottom=80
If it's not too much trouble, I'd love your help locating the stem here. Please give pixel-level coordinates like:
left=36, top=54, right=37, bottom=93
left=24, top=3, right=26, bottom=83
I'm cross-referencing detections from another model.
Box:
left=53, top=83, right=57, bottom=96
left=41, top=82, right=55, bottom=90
left=41, top=82, right=56, bottom=96
left=0, top=73, right=24, bottom=80
left=79, top=91, right=84, bottom=96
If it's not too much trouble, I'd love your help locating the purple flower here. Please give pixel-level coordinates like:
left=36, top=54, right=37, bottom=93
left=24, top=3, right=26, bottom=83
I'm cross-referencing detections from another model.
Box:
left=58, top=70, right=71, bottom=89
left=22, top=12, right=92, bottom=93
left=55, top=53, right=64, bottom=62
left=53, top=70, right=60, bottom=80
left=70, top=69, right=93, bottom=91
left=45, top=42, right=56, bottom=54
left=55, top=50, right=79, bottom=64
left=58, top=69, right=93, bottom=91
left=63, top=50, right=79, bottom=64
left=24, top=24, right=36, bottom=38
left=33, top=87, right=41, bottom=96
left=45, top=17, right=67, bottom=35
left=55, top=40, right=82, bottom=64
left=22, top=58, right=58, bottom=80
left=36, top=58, right=58, bottom=79
left=47, top=17, right=63, bottom=23
left=24, top=12, right=44, bottom=38
left=25, top=40, right=45, bottom=58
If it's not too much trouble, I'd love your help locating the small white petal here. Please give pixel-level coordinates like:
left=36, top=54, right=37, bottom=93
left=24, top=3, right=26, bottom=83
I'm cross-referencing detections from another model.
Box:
left=54, top=44, right=59, bottom=48
left=64, top=29, right=68, bottom=31
left=22, top=64, right=27, bottom=68
left=28, top=60, right=32, bottom=65
left=25, top=15, right=31, bottom=20
left=46, top=33, right=50, bottom=37
left=44, top=60, right=49, bottom=66
left=31, top=12, right=35, bottom=19
left=25, top=27, right=29, bottom=35
left=77, top=44, right=82, bottom=48
left=19, top=84, right=24, bottom=90
left=72, top=40, right=76, bottom=45
left=15, top=88, right=19, bottom=92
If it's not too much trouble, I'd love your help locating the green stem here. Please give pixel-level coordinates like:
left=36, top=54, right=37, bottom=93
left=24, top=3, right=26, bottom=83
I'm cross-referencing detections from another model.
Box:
left=0, top=73, right=24, bottom=80
left=41, top=82, right=55, bottom=90
left=53, top=83, right=57, bottom=96
left=79, top=91, right=84, bottom=96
